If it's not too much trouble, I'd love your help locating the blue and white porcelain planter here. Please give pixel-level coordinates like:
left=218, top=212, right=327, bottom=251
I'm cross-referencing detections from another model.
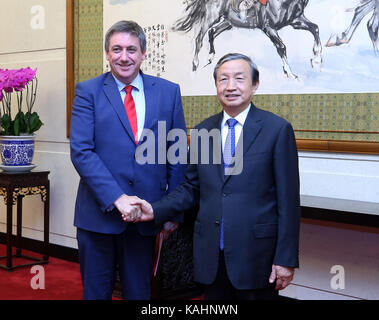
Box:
left=0, top=135, right=36, bottom=166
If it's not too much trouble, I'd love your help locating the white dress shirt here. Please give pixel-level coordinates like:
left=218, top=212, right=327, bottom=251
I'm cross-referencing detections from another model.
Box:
left=221, top=104, right=251, bottom=152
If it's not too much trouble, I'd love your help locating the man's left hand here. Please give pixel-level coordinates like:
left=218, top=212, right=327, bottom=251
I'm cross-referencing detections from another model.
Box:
left=269, top=265, right=295, bottom=290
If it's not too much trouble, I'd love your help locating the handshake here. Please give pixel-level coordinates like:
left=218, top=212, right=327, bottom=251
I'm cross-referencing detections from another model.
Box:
left=114, top=194, right=155, bottom=223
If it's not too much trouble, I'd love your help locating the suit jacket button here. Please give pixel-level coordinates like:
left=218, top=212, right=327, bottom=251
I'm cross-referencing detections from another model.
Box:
left=128, top=181, right=133, bottom=186
left=222, top=193, right=227, bottom=197
left=215, top=221, right=220, bottom=226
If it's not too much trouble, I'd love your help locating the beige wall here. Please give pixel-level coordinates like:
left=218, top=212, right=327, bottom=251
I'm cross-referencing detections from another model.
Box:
left=0, top=0, right=79, bottom=248
left=0, top=0, right=65, bottom=54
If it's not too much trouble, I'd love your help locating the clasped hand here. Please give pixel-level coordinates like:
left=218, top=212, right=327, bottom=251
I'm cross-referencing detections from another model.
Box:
left=114, top=194, right=154, bottom=223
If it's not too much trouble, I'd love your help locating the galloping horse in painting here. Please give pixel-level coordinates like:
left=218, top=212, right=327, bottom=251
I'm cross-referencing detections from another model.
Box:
left=325, top=0, right=379, bottom=53
left=172, top=0, right=322, bottom=79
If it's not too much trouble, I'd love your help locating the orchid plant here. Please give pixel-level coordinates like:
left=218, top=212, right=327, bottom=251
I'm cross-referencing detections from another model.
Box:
left=0, top=67, right=43, bottom=136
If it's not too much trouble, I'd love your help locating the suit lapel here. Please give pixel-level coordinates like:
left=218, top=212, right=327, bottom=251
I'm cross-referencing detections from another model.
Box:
left=103, top=73, right=136, bottom=143
left=141, top=73, right=158, bottom=133
left=223, top=104, right=262, bottom=184
left=194, top=111, right=224, bottom=183
left=240, top=104, right=263, bottom=157
left=209, top=112, right=225, bottom=183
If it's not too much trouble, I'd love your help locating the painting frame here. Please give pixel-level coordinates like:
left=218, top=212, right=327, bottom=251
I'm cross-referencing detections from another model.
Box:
left=66, top=0, right=379, bottom=154
left=66, top=0, right=74, bottom=138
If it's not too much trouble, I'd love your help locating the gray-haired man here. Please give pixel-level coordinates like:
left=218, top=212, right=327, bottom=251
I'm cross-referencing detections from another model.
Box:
left=132, top=53, right=301, bottom=300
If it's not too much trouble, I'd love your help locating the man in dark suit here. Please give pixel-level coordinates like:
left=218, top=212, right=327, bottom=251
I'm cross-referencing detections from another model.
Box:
left=131, top=53, right=301, bottom=300
left=70, top=20, right=186, bottom=300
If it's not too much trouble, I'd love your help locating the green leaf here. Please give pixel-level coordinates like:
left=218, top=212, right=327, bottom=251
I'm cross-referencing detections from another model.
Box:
left=14, top=118, right=20, bottom=136
left=13, top=111, right=30, bottom=135
left=28, top=112, right=43, bottom=133
left=20, top=112, right=27, bottom=133
left=1, top=114, right=11, bottom=134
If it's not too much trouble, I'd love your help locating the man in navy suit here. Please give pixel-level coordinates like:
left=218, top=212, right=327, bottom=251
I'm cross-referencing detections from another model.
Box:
left=70, top=20, right=186, bottom=300
left=132, top=53, right=301, bottom=300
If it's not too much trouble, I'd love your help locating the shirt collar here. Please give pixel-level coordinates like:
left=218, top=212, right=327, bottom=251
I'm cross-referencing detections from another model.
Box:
left=111, top=72, right=143, bottom=93
left=222, top=103, right=251, bottom=127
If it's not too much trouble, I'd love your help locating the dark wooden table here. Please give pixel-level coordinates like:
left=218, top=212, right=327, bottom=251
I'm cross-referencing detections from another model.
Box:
left=0, top=171, right=50, bottom=271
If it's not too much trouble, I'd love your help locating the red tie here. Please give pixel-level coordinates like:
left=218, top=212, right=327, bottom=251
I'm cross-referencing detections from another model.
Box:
left=124, top=85, right=138, bottom=143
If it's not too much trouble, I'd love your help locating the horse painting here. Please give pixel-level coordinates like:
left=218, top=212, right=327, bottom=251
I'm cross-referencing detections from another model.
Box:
left=172, top=0, right=322, bottom=79
left=325, top=0, right=379, bottom=53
